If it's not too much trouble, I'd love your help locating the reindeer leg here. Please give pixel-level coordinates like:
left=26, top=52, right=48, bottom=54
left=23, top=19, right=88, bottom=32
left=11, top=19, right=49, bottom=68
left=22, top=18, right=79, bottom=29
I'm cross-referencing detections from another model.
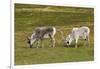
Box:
left=75, top=39, right=78, bottom=48
left=52, top=37, right=55, bottom=48
left=36, top=40, right=40, bottom=48
left=49, top=39, right=52, bottom=47
left=86, top=36, right=90, bottom=47
left=41, top=39, right=44, bottom=48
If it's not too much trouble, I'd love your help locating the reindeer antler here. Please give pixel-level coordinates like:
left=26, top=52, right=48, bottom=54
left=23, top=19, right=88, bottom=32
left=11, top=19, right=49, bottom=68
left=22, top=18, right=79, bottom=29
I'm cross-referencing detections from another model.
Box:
left=23, top=31, right=30, bottom=41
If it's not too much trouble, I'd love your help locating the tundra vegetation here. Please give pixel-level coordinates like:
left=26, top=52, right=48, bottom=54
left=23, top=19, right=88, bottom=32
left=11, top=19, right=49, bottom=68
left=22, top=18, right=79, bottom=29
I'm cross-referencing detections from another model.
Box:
left=15, top=4, right=94, bottom=65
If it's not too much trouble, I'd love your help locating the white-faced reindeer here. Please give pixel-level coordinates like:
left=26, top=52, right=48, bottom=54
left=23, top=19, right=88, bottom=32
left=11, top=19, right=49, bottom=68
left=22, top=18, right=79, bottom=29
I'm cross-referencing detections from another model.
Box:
left=27, top=26, right=56, bottom=48
left=64, top=26, right=90, bottom=48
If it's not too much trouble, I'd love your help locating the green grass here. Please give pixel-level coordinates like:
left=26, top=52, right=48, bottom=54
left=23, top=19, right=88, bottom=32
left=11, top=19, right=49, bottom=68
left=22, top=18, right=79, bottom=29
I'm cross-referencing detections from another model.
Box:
left=15, top=3, right=94, bottom=65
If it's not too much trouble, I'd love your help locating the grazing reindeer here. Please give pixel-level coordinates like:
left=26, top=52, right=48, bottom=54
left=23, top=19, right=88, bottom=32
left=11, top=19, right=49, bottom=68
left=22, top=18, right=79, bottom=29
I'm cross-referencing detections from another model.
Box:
left=64, top=26, right=90, bottom=48
left=27, top=26, right=56, bottom=48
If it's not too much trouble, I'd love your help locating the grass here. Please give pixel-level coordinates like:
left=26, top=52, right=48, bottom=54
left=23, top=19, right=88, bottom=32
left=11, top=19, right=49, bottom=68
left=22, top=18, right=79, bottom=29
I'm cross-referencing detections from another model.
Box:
left=15, top=3, right=94, bottom=65
left=15, top=47, right=93, bottom=65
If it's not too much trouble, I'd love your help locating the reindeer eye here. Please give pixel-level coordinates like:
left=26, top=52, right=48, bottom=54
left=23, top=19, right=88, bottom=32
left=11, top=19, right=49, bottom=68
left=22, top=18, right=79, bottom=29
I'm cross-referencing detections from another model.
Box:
left=67, top=41, right=69, bottom=44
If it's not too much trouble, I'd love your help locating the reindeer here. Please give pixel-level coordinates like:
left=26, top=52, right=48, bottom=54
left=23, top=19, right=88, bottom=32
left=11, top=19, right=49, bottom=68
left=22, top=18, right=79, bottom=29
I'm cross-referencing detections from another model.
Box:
left=64, top=26, right=90, bottom=48
left=27, top=26, right=56, bottom=48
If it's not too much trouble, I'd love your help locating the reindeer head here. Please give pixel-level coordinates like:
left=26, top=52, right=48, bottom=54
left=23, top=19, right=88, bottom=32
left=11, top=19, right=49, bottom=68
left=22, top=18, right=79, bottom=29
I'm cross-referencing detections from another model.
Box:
left=26, top=32, right=37, bottom=48
left=64, top=35, right=73, bottom=46
left=27, top=37, right=32, bottom=48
